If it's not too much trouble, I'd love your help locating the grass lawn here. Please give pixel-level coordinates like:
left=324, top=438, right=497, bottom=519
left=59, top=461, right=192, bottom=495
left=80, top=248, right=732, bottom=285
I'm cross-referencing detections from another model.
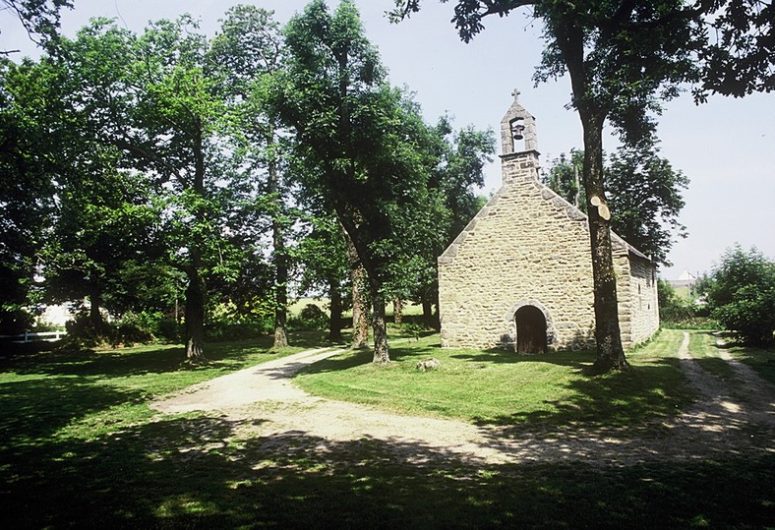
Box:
left=687, top=331, right=737, bottom=381
left=0, top=333, right=322, bottom=445
left=721, top=340, right=775, bottom=387
left=296, top=329, right=695, bottom=429
left=685, top=330, right=775, bottom=386
left=2, top=328, right=773, bottom=527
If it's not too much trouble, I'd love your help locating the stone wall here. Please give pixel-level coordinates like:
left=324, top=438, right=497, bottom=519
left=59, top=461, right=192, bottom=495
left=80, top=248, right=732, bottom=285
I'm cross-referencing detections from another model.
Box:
left=439, top=151, right=598, bottom=351
left=627, top=255, right=660, bottom=344
left=438, top=149, right=660, bottom=351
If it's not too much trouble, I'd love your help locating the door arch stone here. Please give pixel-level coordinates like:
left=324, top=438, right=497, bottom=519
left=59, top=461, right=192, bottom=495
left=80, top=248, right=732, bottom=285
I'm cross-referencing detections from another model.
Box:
left=503, top=300, right=554, bottom=353
left=514, top=305, right=547, bottom=353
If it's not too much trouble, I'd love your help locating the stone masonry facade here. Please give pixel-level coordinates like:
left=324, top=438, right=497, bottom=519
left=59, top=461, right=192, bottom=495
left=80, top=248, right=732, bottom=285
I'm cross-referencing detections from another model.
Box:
left=438, top=93, right=659, bottom=351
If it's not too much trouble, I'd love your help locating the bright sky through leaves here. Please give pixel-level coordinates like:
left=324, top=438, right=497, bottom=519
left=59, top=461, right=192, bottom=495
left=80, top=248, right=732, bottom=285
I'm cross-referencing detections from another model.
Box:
left=2, top=0, right=773, bottom=278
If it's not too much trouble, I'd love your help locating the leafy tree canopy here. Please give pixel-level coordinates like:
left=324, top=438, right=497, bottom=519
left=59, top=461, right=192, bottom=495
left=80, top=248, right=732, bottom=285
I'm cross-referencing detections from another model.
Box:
left=545, top=143, right=688, bottom=267
left=699, top=245, right=775, bottom=345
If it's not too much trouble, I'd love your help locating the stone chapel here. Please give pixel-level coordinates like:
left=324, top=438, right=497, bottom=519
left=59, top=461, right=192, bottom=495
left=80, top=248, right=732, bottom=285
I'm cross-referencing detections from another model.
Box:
left=437, top=92, right=659, bottom=353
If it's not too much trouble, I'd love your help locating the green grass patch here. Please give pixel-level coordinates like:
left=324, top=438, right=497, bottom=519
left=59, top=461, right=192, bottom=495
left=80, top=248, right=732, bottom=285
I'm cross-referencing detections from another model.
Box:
left=2, top=328, right=773, bottom=527
left=722, top=341, right=775, bottom=387
left=296, top=329, right=694, bottom=429
left=0, top=333, right=319, bottom=446
left=2, top=411, right=773, bottom=528
left=687, top=331, right=736, bottom=381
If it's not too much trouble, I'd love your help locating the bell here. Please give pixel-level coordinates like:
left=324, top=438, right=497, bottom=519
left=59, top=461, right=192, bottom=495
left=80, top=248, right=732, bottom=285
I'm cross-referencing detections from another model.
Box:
left=512, top=124, right=525, bottom=141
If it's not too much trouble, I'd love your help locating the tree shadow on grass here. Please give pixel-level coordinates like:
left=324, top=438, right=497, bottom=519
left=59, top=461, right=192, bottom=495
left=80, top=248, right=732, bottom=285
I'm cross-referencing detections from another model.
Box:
left=2, top=412, right=774, bottom=529
left=719, top=339, right=775, bottom=387
left=451, top=348, right=597, bottom=368
left=296, top=340, right=443, bottom=376
left=476, top=357, right=694, bottom=433
left=298, top=339, right=696, bottom=433
left=0, top=376, right=145, bottom=448
left=3, top=332, right=332, bottom=379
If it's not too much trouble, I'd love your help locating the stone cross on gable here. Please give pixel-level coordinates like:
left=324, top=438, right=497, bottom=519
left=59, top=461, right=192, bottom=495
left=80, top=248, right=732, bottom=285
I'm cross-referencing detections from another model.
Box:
left=512, top=89, right=521, bottom=102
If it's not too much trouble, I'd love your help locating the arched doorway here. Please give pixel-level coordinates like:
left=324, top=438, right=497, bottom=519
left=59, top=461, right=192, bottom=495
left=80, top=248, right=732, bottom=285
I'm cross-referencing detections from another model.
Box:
left=515, top=305, right=547, bottom=354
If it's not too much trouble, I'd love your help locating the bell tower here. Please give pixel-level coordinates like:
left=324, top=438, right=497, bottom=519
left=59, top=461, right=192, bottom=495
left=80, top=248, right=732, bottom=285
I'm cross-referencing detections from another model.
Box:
left=500, top=90, right=539, bottom=186
left=500, top=89, right=538, bottom=155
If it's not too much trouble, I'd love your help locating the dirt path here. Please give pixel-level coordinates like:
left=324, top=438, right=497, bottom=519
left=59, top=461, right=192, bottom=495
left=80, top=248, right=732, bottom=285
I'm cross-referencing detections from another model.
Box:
left=152, top=333, right=775, bottom=465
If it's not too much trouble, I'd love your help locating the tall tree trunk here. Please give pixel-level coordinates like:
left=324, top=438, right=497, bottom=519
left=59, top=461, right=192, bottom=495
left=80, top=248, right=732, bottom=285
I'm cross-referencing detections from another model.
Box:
left=89, top=282, right=102, bottom=331
left=185, top=121, right=207, bottom=361
left=581, top=116, right=627, bottom=372
left=371, top=285, right=389, bottom=363
left=352, top=272, right=369, bottom=347
left=393, top=298, right=403, bottom=325
left=267, top=130, right=288, bottom=348
left=556, top=24, right=626, bottom=372
left=345, top=228, right=369, bottom=348
left=185, top=262, right=206, bottom=360
left=422, top=295, right=440, bottom=330
left=422, top=297, right=433, bottom=328
left=328, top=275, right=343, bottom=342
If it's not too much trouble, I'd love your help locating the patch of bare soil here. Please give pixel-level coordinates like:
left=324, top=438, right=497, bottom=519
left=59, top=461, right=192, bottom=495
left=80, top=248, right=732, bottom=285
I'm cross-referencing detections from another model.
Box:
left=151, top=333, right=775, bottom=465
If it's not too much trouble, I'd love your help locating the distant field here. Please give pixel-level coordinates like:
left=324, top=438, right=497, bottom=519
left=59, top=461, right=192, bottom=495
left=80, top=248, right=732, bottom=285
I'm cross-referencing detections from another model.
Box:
left=289, top=297, right=423, bottom=318
left=673, top=286, right=692, bottom=299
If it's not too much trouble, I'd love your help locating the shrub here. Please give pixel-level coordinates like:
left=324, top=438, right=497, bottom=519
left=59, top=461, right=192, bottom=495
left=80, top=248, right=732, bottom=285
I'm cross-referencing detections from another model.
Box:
left=700, top=245, right=775, bottom=346
left=289, top=303, right=329, bottom=331
left=64, top=312, right=110, bottom=346
left=657, top=279, right=696, bottom=323
left=204, top=314, right=272, bottom=341
left=111, top=312, right=155, bottom=345
left=0, top=308, right=35, bottom=335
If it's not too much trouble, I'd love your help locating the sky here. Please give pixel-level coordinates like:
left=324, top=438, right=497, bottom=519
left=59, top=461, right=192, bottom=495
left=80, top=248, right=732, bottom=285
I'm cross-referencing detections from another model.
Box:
left=2, top=0, right=773, bottom=279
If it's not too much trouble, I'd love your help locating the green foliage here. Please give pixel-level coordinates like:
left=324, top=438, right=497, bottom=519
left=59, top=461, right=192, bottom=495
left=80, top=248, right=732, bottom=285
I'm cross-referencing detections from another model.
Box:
left=657, top=279, right=695, bottom=323
left=61, top=311, right=174, bottom=349
left=115, top=311, right=179, bottom=343
left=0, top=0, right=73, bottom=51
left=289, top=303, right=330, bottom=331
left=695, top=0, right=775, bottom=100
left=204, top=317, right=272, bottom=342
left=605, top=143, right=688, bottom=266
left=0, top=307, right=35, bottom=335
left=545, top=143, right=688, bottom=266
left=276, top=0, right=458, bottom=358
left=700, top=245, right=775, bottom=345
left=0, top=57, right=60, bottom=325
left=545, top=149, right=585, bottom=208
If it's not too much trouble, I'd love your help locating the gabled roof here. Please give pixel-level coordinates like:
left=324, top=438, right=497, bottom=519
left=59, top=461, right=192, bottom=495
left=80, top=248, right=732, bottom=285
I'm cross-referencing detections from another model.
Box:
left=533, top=176, right=652, bottom=261
left=439, top=166, right=652, bottom=264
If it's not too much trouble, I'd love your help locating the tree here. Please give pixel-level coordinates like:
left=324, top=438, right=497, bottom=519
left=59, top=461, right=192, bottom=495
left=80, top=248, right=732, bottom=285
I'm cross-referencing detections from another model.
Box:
left=1, top=0, right=72, bottom=53
left=57, top=17, right=239, bottom=360
left=294, top=213, right=350, bottom=343
left=210, top=5, right=293, bottom=348
left=276, top=0, right=440, bottom=362
left=545, top=149, right=584, bottom=208
left=545, top=143, right=688, bottom=267
left=42, top=157, right=161, bottom=331
left=393, top=0, right=774, bottom=372
left=605, top=143, right=688, bottom=266
left=699, top=245, right=775, bottom=346
left=0, top=56, right=58, bottom=332
left=410, top=117, right=494, bottom=328
left=656, top=278, right=695, bottom=323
